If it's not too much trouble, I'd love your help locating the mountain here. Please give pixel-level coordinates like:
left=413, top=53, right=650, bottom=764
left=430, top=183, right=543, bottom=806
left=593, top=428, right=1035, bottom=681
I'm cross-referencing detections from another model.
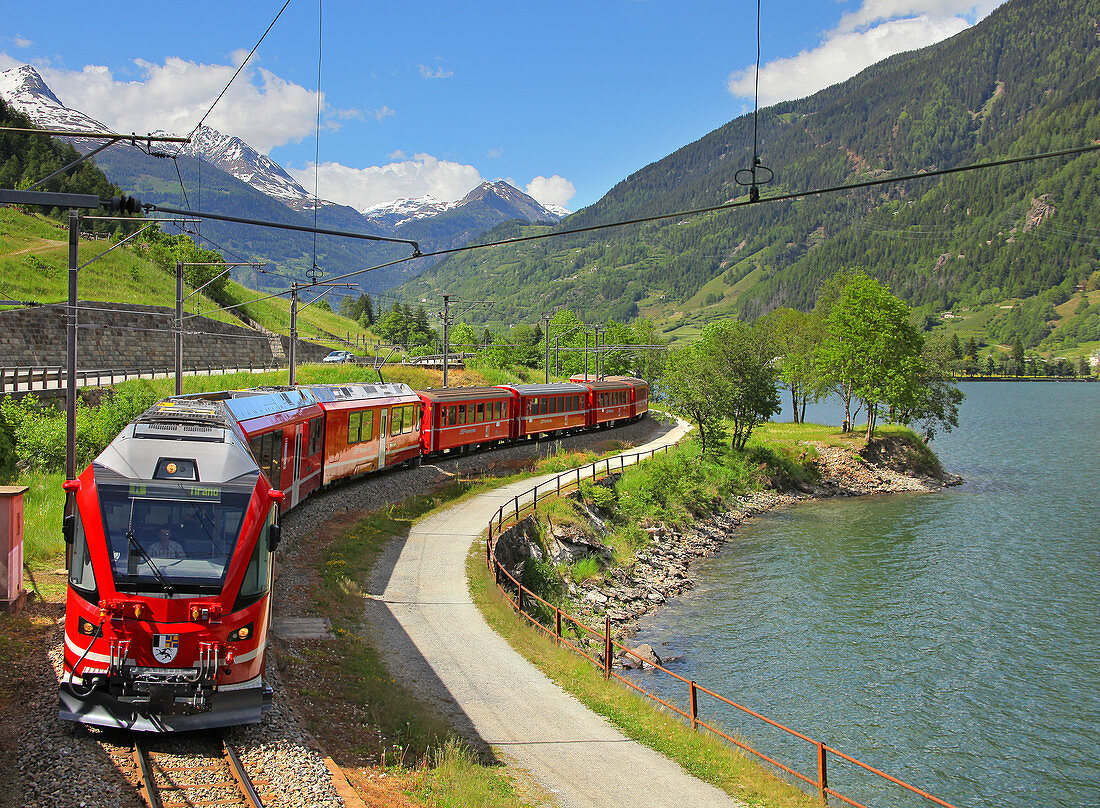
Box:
left=0, top=65, right=106, bottom=139
left=155, top=125, right=328, bottom=213
left=361, top=194, right=454, bottom=228
left=400, top=0, right=1100, bottom=356
left=0, top=65, right=564, bottom=296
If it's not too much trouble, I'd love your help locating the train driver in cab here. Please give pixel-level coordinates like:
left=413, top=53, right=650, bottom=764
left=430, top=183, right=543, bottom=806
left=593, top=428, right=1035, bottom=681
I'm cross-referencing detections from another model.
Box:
left=150, top=526, right=185, bottom=559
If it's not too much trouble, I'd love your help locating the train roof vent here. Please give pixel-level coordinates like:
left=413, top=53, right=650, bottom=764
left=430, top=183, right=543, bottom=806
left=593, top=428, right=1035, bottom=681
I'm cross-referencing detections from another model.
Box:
left=133, top=422, right=226, bottom=442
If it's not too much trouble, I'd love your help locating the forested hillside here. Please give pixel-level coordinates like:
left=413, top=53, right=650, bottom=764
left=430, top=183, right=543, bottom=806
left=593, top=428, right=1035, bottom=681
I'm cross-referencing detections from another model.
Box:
left=402, top=0, right=1100, bottom=354
left=0, top=98, right=118, bottom=232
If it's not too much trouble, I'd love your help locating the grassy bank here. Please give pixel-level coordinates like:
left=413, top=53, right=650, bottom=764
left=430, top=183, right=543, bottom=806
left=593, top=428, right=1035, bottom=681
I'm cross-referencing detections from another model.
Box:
left=279, top=441, right=656, bottom=807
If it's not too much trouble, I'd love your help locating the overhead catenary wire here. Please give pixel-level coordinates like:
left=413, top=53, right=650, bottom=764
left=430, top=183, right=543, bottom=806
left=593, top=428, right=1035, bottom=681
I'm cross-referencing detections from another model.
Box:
left=311, top=0, right=324, bottom=280
left=175, top=0, right=294, bottom=156
left=295, top=143, right=1100, bottom=290
left=151, top=142, right=1098, bottom=325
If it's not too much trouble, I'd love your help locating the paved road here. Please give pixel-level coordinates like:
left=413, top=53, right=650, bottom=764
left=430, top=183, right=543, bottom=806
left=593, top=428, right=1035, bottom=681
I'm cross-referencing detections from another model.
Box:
left=367, top=419, right=744, bottom=808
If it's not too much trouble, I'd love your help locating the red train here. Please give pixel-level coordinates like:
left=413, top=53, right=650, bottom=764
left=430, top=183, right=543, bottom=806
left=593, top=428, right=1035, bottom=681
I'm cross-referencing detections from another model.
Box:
left=59, top=377, right=648, bottom=731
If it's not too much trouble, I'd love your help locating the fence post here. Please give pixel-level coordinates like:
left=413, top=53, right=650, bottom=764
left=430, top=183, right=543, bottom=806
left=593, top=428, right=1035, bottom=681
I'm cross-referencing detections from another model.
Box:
left=603, top=614, right=611, bottom=679
left=556, top=474, right=560, bottom=494
left=514, top=496, right=519, bottom=521
left=517, top=584, right=523, bottom=614
left=555, top=607, right=562, bottom=644
left=577, top=466, right=581, bottom=489
left=817, top=742, right=829, bottom=804
left=690, top=681, right=699, bottom=730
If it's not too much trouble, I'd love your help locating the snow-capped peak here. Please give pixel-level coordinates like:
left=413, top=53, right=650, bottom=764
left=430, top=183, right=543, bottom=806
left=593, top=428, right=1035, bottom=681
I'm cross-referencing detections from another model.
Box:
left=148, top=124, right=326, bottom=211
left=0, top=64, right=112, bottom=136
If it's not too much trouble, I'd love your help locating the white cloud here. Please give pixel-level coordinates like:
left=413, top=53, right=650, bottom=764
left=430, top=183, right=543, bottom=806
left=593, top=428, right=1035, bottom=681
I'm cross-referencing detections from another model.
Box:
left=526, top=175, right=576, bottom=209
left=13, top=36, right=33, bottom=49
left=0, top=52, right=20, bottom=71
left=34, top=56, right=362, bottom=155
left=287, top=153, right=484, bottom=210
left=834, top=0, right=1001, bottom=33
left=728, top=1, right=1001, bottom=106
left=418, top=63, right=453, bottom=79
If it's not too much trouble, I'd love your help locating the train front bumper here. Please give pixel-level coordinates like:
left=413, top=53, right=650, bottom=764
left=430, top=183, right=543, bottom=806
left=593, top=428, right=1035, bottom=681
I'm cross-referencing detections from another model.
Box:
left=58, top=671, right=272, bottom=732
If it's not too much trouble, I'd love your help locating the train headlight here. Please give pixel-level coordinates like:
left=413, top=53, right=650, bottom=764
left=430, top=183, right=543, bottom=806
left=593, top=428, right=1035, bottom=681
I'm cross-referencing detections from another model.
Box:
left=228, top=623, right=253, bottom=642
left=78, top=617, right=98, bottom=636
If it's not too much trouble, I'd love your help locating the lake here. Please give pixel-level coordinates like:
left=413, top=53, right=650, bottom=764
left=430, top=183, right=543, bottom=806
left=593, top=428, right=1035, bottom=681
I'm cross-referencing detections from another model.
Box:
left=625, top=381, right=1100, bottom=808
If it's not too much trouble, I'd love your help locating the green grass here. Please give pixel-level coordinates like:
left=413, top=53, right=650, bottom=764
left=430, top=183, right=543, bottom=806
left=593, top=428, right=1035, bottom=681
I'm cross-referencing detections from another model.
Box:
left=0, top=207, right=373, bottom=346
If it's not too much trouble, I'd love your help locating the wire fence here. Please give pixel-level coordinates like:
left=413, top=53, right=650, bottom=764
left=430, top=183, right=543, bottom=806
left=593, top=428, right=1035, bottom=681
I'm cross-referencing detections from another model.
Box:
left=485, top=442, right=962, bottom=808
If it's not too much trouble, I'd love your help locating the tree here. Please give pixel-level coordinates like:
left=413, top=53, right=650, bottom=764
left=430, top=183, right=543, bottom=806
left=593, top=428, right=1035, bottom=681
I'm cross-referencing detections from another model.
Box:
left=1011, top=337, right=1026, bottom=376
left=895, top=333, right=965, bottom=441
left=758, top=307, right=823, bottom=423
left=661, top=345, right=726, bottom=457
left=363, top=294, right=375, bottom=326
left=817, top=271, right=926, bottom=440
left=664, top=320, right=779, bottom=453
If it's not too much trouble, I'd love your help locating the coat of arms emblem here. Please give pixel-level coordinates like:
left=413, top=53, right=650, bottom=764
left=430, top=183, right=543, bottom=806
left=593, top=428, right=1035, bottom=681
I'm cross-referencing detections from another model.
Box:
left=152, top=634, right=179, bottom=664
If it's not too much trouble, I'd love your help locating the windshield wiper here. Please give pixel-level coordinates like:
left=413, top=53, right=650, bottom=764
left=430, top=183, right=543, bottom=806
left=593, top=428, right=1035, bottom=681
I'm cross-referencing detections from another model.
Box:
left=125, top=529, right=174, bottom=594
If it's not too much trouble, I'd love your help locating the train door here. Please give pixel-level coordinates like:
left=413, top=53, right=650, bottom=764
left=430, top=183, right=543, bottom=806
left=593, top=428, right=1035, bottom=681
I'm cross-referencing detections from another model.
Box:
left=291, top=427, right=303, bottom=507
left=378, top=408, right=388, bottom=468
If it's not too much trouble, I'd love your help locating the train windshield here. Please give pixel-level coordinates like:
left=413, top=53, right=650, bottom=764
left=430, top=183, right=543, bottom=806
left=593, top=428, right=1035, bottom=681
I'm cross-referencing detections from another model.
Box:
left=97, top=480, right=255, bottom=594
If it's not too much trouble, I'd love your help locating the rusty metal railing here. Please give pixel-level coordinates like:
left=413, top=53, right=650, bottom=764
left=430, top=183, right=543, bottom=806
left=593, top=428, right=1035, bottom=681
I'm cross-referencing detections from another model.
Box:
left=485, top=444, right=963, bottom=808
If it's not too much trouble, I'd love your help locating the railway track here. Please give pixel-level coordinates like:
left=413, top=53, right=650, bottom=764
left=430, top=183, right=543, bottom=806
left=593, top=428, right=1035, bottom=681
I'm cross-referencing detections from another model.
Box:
left=132, top=735, right=269, bottom=808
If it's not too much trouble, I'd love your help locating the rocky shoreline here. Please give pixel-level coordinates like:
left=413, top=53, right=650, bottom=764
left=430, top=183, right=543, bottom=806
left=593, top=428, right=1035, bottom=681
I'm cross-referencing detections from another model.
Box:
left=565, top=440, right=963, bottom=642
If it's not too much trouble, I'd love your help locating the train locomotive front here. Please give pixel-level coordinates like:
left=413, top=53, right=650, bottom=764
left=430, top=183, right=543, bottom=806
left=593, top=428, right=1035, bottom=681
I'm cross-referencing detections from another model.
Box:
left=59, top=398, right=283, bottom=732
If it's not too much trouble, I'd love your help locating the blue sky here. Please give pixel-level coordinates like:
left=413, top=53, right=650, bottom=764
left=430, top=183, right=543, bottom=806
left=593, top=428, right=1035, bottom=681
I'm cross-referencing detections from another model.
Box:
left=1, top=0, right=1001, bottom=212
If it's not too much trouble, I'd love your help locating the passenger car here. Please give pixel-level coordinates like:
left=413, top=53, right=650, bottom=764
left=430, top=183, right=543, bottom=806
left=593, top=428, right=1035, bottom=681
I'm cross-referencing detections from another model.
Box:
left=322, top=350, right=355, bottom=364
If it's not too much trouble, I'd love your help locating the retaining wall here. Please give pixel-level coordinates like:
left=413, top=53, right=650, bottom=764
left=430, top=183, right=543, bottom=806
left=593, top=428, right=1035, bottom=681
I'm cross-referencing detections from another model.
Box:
left=0, top=302, right=331, bottom=370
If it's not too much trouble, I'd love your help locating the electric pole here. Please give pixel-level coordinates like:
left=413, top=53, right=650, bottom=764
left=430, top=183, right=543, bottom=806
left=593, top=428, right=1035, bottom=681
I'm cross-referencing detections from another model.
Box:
left=438, top=294, right=493, bottom=388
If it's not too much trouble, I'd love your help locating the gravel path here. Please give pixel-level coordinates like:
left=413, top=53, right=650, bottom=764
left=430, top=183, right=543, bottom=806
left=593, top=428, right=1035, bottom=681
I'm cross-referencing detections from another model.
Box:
left=362, top=417, right=747, bottom=808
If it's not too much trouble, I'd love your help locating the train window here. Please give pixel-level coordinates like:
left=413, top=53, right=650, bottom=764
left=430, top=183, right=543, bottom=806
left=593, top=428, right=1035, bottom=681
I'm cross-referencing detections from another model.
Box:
left=308, top=416, right=324, bottom=454
left=68, top=510, right=95, bottom=595
left=98, top=480, right=252, bottom=594
left=476, top=402, right=485, bottom=423
left=348, top=411, right=374, bottom=444
left=457, top=404, right=467, bottom=424
left=540, top=398, right=548, bottom=415
left=501, top=401, right=508, bottom=419
left=250, top=432, right=282, bottom=482
left=528, top=398, right=537, bottom=416
left=403, top=405, right=417, bottom=434
left=447, top=405, right=457, bottom=426
left=412, top=405, right=421, bottom=432
left=235, top=512, right=273, bottom=610
left=391, top=406, right=403, bottom=436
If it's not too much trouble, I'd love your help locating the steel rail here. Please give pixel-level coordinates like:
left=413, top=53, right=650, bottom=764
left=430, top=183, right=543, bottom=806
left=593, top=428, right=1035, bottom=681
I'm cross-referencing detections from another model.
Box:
left=132, top=739, right=163, bottom=808
left=224, top=740, right=265, bottom=808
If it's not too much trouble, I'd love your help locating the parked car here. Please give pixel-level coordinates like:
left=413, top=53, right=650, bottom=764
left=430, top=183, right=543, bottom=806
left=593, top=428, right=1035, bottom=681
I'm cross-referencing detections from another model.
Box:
left=322, top=350, right=355, bottom=364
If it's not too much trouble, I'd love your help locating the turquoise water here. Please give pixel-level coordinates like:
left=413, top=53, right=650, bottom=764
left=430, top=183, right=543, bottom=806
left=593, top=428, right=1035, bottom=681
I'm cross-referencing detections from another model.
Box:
left=626, top=382, right=1100, bottom=808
